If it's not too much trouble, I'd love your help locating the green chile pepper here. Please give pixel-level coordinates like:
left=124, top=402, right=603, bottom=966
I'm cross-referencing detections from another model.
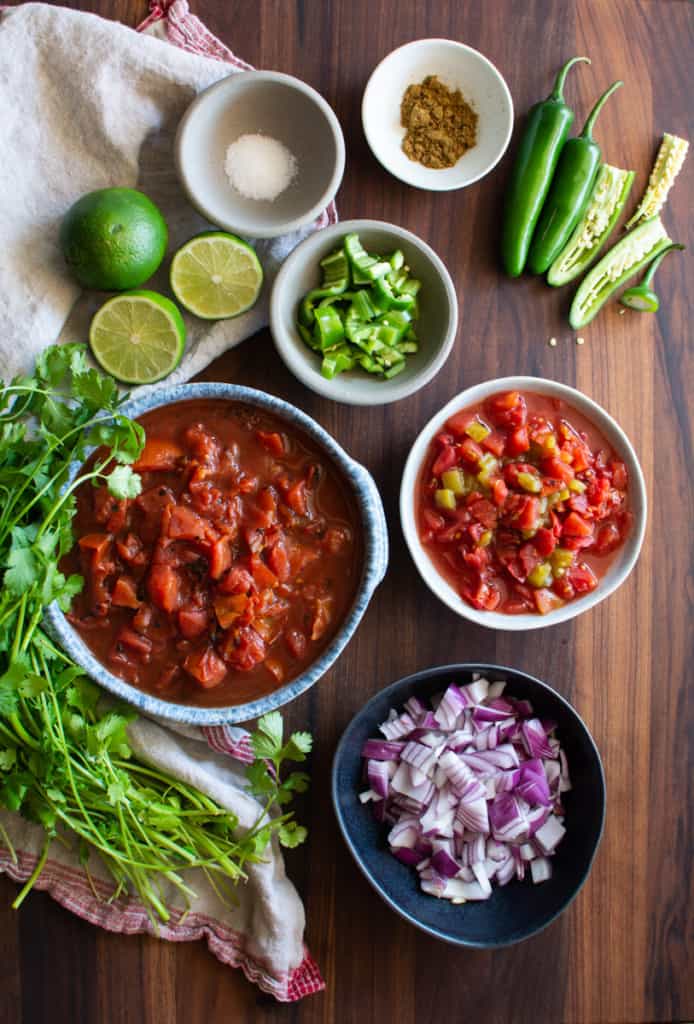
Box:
left=528, top=80, right=623, bottom=275
left=501, top=56, right=590, bottom=278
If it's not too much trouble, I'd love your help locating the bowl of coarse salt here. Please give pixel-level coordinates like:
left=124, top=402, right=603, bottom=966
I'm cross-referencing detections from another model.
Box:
left=175, top=70, right=345, bottom=239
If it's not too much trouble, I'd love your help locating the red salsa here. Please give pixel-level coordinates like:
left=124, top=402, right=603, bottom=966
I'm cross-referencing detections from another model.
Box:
left=66, top=400, right=362, bottom=706
left=417, top=390, right=632, bottom=615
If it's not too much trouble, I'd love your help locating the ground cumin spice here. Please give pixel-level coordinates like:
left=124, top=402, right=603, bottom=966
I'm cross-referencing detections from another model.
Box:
left=400, top=75, right=478, bottom=169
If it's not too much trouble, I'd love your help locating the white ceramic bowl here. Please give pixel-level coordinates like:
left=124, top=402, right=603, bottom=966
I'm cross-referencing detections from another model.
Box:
left=270, top=219, right=458, bottom=405
left=175, top=71, right=345, bottom=238
left=362, top=39, right=513, bottom=191
left=400, top=377, right=647, bottom=631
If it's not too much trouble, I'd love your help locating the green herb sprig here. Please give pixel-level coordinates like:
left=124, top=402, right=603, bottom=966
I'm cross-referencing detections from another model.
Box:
left=0, top=345, right=311, bottom=922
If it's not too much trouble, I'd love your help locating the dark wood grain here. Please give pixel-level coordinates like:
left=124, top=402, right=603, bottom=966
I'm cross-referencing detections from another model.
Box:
left=1, top=1, right=693, bottom=1022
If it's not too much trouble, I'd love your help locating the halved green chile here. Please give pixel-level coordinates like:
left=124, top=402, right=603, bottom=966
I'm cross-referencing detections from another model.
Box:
left=501, top=56, right=590, bottom=278
left=547, top=164, right=634, bottom=286
left=528, top=80, right=623, bottom=275
left=569, top=216, right=671, bottom=329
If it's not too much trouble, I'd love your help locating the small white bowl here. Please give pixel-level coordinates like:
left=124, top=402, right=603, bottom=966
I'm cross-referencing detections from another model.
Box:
left=270, top=219, right=458, bottom=406
left=362, top=39, right=513, bottom=191
left=175, top=71, right=345, bottom=239
left=400, top=377, right=647, bottom=631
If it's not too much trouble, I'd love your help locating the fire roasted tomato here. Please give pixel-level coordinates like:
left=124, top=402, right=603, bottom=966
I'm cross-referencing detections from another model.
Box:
left=66, top=400, right=361, bottom=706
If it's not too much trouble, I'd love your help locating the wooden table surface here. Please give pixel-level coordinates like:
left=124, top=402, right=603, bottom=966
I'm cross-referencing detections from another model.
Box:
left=1, top=1, right=692, bottom=1022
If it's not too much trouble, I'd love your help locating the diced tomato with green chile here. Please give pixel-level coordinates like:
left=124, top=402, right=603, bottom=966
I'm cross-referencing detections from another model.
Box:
left=416, top=390, right=631, bottom=615
left=66, top=400, right=360, bottom=704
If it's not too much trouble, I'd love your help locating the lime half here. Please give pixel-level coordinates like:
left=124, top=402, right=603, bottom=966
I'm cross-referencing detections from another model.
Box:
left=89, top=290, right=186, bottom=384
left=170, top=232, right=263, bottom=320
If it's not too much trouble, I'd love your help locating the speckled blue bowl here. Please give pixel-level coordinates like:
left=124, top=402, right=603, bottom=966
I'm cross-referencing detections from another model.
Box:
left=332, top=663, right=605, bottom=947
left=45, top=382, right=388, bottom=726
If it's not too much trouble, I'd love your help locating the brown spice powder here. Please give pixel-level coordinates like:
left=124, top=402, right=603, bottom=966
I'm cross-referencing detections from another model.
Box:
left=400, top=75, right=478, bottom=170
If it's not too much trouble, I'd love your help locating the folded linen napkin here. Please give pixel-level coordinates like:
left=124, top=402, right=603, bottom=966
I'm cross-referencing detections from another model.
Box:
left=0, top=0, right=332, bottom=1001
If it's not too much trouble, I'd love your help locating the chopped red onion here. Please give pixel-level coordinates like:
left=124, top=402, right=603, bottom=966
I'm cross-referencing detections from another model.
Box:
left=521, top=718, right=556, bottom=760
left=367, top=759, right=391, bottom=799
left=534, top=814, right=567, bottom=855
left=380, top=711, right=417, bottom=741
left=360, top=678, right=569, bottom=904
left=431, top=848, right=461, bottom=878
left=361, top=739, right=406, bottom=761
left=530, top=857, right=553, bottom=884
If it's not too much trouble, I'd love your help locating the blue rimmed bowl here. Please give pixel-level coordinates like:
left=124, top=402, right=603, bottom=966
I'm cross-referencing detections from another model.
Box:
left=45, top=382, right=388, bottom=726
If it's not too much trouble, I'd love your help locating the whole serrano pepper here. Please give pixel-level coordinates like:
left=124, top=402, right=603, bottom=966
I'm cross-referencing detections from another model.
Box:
left=528, top=79, right=623, bottom=275
left=501, top=56, right=590, bottom=278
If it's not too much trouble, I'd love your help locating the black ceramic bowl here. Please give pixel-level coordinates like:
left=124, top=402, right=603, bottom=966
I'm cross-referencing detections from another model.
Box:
left=332, top=663, right=606, bottom=947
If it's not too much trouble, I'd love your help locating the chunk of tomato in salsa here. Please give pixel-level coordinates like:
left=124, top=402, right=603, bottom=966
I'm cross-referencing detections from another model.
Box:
left=65, top=400, right=361, bottom=707
left=417, top=391, right=631, bottom=616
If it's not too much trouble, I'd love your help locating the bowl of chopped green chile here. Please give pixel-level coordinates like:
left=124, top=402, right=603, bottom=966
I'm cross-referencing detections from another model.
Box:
left=270, top=220, right=458, bottom=405
left=400, top=377, right=646, bottom=630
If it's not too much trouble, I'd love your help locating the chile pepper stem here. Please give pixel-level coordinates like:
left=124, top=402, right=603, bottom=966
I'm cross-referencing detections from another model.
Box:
left=641, top=243, right=685, bottom=287
left=550, top=56, right=591, bottom=102
left=581, top=80, right=623, bottom=140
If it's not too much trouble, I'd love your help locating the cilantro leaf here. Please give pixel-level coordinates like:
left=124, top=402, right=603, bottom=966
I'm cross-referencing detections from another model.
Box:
left=107, top=781, right=126, bottom=806
left=106, top=464, right=142, bottom=500
left=282, top=731, right=313, bottom=762
left=72, top=369, right=119, bottom=413
left=35, top=345, right=75, bottom=388
left=278, top=821, right=308, bottom=849
left=250, top=711, right=284, bottom=760
left=4, top=534, right=38, bottom=595
left=18, top=674, right=48, bottom=699
left=0, top=747, right=17, bottom=771
left=245, top=758, right=276, bottom=797
left=55, top=573, right=83, bottom=611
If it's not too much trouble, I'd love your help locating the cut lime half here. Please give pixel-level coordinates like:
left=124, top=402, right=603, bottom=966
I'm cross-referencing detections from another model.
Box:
left=89, top=290, right=186, bottom=385
left=170, top=232, right=263, bottom=320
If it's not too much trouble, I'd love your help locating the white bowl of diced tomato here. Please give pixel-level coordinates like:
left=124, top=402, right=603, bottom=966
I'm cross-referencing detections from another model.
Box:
left=400, top=377, right=647, bottom=630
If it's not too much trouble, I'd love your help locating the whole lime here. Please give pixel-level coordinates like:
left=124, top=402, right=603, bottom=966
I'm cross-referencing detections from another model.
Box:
left=60, top=188, right=168, bottom=291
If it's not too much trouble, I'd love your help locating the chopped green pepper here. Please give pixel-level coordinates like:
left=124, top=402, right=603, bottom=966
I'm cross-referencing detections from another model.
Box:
left=344, top=233, right=390, bottom=281
left=314, top=305, right=344, bottom=350
left=296, top=232, right=424, bottom=381
left=551, top=548, right=574, bottom=576
left=441, top=469, right=467, bottom=495
left=465, top=419, right=491, bottom=443
left=435, top=488, right=457, bottom=510
left=528, top=562, right=553, bottom=588
left=517, top=471, right=542, bottom=493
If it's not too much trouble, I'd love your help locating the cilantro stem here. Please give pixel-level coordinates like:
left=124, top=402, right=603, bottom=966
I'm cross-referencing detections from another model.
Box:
left=0, top=819, right=17, bottom=865
left=12, top=834, right=51, bottom=909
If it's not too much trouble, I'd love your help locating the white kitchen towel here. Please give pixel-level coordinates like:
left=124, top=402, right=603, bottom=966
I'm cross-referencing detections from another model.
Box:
left=0, top=0, right=337, bottom=384
left=0, top=0, right=331, bottom=1001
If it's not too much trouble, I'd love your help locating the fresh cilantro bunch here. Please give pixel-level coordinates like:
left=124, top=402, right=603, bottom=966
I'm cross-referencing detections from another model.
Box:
left=0, top=345, right=311, bottom=922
